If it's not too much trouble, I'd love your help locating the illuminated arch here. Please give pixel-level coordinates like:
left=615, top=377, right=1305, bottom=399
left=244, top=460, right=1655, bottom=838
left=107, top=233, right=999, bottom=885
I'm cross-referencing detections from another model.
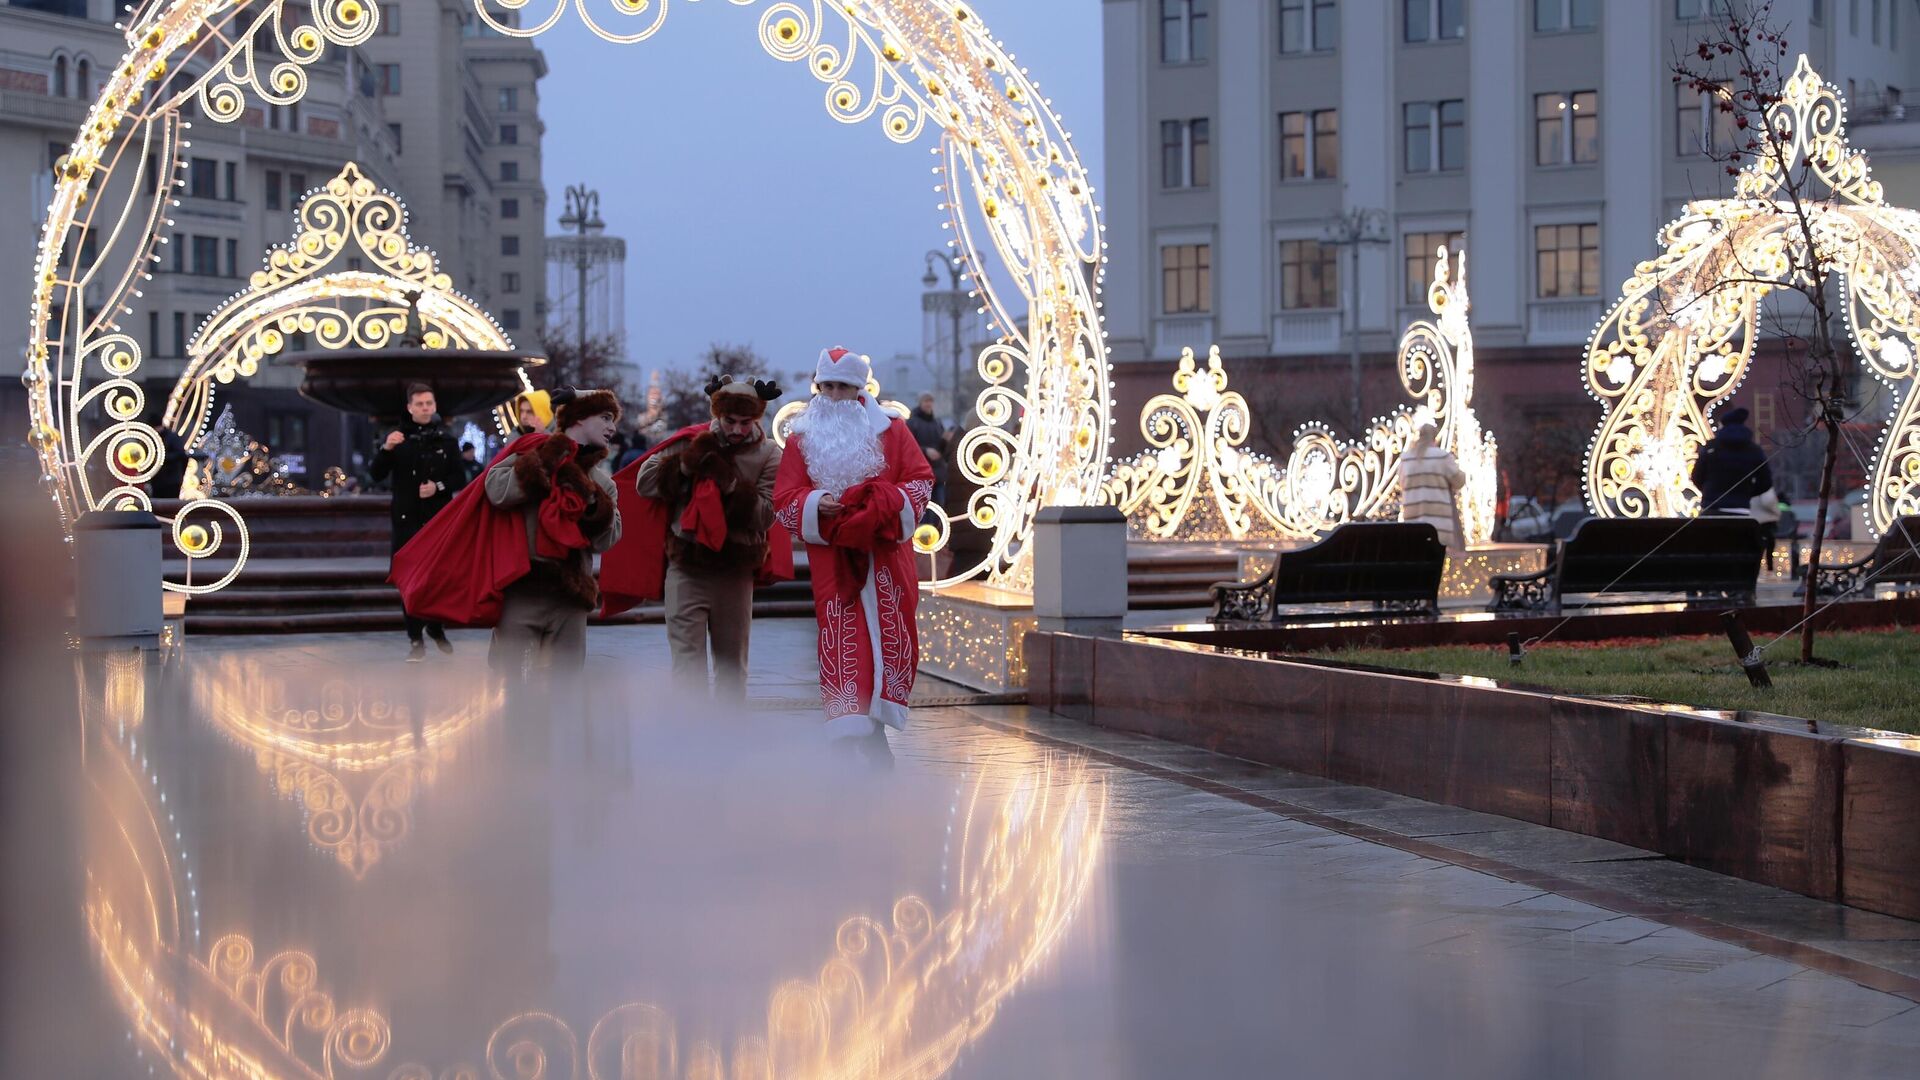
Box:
left=23, top=0, right=1109, bottom=595
left=1584, top=56, right=1920, bottom=534
left=163, top=162, right=520, bottom=450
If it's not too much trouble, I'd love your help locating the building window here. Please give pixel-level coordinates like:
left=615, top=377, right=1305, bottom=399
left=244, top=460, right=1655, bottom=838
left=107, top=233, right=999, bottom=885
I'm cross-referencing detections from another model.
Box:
left=1676, top=81, right=1738, bottom=156
left=1535, top=223, right=1600, bottom=298
left=223, top=161, right=237, bottom=199
left=189, top=158, right=217, bottom=199
left=1676, top=0, right=1733, bottom=18
left=171, top=241, right=183, bottom=274
left=191, top=235, right=219, bottom=276
left=502, top=309, right=522, bottom=331
left=289, top=172, right=307, bottom=205
left=387, top=123, right=402, bottom=153
left=1160, top=0, right=1211, bottom=63
left=1533, top=0, right=1597, bottom=30
left=1535, top=91, right=1598, bottom=165
left=1404, top=0, right=1464, bottom=41
left=268, top=103, right=300, bottom=131
left=500, top=197, right=519, bottom=219
left=1279, top=239, right=1339, bottom=309
left=500, top=160, right=519, bottom=182
left=499, top=123, right=519, bottom=145
left=266, top=413, right=308, bottom=454
left=1404, top=230, right=1465, bottom=304
left=76, top=57, right=90, bottom=98
left=148, top=311, right=160, bottom=360
left=1160, top=119, right=1210, bottom=188
left=1871, top=0, right=1882, bottom=43
left=224, top=237, right=237, bottom=277
left=1280, top=0, right=1339, bottom=53
left=498, top=86, right=518, bottom=112
left=172, top=312, right=186, bottom=357
left=54, top=56, right=67, bottom=98
left=501, top=235, right=520, bottom=256
left=1161, top=243, right=1212, bottom=313
left=376, top=63, right=401, bottom=95
left=1280, top=110, right=1339, bottom=180
left=377, top=6, right=399, bottom=33
left=502, top=271, right=521, bottom=294
left=1403, top=100, right=1464, bottom=172
left=1812, top=0, right=1824, bottom=24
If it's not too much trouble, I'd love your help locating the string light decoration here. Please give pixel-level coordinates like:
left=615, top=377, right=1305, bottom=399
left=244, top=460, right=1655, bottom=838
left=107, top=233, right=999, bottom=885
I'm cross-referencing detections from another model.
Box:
left=27, top=0, right=1109, bottom=597
left=82, top=667, right=1106, bottom=1080
left=1104, top=246, right=1497, bottom=544
left=1584, top=56, right=1920, bottom=534
left=163, top=162, right=518, bottom=452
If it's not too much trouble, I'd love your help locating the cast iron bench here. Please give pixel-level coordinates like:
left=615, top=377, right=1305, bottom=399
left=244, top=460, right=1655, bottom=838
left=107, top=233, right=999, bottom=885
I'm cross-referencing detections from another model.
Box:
left=1808, top=515, right=1920, bottom=597
left=1488, top=516, right=1762, bottom=613
left=1208, top=521, right=1445, bottom=622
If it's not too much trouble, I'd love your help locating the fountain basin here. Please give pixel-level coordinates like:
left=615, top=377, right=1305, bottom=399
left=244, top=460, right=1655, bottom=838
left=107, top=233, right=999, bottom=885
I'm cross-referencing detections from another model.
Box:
left=276, top=347, right=545, bottom=423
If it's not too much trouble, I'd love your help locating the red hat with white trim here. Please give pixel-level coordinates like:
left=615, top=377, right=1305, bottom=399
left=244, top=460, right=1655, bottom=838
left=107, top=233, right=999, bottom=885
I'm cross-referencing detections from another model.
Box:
left=814, top=346, right=871, bottom=389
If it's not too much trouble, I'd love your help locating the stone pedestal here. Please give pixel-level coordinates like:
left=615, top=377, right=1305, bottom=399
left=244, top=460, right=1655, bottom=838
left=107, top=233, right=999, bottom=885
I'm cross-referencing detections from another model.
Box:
left=1032, top=505, right=1128, bottom=630
left=75, top=510, right=163, bottom=650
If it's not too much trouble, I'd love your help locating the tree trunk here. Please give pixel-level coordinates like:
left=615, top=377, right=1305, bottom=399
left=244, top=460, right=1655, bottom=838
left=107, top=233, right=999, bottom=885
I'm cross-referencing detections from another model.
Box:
left=1800, top=398, right=1841, bottom=663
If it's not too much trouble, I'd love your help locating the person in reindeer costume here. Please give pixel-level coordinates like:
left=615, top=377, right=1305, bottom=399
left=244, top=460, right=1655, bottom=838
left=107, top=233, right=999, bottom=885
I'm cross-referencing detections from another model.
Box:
left=599, top=375, right=790, bottom=701
left=387, top=387, right=623, bottom=676
left=773, top=348, right=934, bottom=758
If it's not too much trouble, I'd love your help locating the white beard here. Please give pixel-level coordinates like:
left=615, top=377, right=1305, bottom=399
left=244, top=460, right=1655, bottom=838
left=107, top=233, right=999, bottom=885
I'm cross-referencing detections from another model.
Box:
left=792, top=395, right=886, bottom=497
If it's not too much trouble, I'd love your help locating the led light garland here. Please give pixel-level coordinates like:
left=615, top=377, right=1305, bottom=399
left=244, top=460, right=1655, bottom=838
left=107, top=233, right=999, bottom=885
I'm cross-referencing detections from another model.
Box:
left=1104, top=246, right=1497, bottom=544
left=1584, top=56, right=1920, bottom=535
left=26, top=0, right=1108, bottom=599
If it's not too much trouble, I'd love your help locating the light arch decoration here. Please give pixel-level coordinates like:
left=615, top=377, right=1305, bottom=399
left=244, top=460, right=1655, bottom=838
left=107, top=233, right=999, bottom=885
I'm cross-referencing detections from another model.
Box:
left=23, top=0, right=1108, bottom=596
left=1584, top=56, right=1920, bottom=533
left=163, top=162, right=520, bottom=451
left=1104, top=246, right=1497, bottom=545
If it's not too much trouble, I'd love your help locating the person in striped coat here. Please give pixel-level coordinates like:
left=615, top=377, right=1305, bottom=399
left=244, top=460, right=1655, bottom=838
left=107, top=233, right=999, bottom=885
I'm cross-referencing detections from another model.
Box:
left=1398, top=421, right=1466, bottom=549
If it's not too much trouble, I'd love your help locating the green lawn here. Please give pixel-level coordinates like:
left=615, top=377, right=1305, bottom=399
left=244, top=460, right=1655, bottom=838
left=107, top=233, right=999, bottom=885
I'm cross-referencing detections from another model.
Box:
left=1307, top=628, right=1920, bottom=734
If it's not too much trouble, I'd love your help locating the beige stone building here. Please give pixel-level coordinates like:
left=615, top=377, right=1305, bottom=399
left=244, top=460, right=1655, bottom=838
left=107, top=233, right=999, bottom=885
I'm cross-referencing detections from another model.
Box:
left=0, top=0, right=546, bottom=480
left=1101, top=0, right=1920, bottom=483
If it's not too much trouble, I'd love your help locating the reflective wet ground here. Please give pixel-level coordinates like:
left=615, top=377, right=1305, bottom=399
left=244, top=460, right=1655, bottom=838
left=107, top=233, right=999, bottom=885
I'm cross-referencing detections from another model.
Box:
left=6, top=624, right=1920, bottom=1079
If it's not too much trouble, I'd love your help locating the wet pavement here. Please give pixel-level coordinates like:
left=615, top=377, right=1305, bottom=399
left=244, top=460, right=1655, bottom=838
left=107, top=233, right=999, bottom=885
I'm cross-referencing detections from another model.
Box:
left=5, top=621, right=1920, bottom=1079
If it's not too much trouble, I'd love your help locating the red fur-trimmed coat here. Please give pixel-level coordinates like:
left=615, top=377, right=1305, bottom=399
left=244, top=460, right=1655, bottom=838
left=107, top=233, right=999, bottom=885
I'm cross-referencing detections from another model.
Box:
left=773, top=415, right=933, bottom=734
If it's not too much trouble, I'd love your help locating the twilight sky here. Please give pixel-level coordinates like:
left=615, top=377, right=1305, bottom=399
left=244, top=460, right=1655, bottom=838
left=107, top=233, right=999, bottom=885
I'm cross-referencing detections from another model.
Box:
left=534, top=1, right=1105, bottom=382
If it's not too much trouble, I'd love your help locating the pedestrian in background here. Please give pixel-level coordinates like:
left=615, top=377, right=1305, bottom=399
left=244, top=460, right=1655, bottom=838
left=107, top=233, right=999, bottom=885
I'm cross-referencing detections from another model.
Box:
left=371, top=383, right=467, bottom=661
left=1398, top=421, right=1466, bottom=550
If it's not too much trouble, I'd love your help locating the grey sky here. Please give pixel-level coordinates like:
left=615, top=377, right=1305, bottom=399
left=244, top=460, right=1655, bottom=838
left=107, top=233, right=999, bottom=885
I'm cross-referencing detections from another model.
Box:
left=535, top=2, right=1105, bottom=382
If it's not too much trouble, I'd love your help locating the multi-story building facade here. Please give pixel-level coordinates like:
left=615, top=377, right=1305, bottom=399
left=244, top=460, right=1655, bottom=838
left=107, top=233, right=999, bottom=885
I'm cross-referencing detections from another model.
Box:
left=0, top=0, right=545, bottom=484
left=1102, top=0, right=1919, bottom=490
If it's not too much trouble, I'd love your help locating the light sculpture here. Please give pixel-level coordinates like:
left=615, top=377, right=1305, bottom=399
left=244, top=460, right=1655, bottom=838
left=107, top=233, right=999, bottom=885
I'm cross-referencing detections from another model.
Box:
left=1585, top=56, right=1920, bottom=534
left=26, top=0, right=1108, bottom=596
left=1104, top=246, right=1497, bottom=544
left=163, top=162, right=519, bottom=452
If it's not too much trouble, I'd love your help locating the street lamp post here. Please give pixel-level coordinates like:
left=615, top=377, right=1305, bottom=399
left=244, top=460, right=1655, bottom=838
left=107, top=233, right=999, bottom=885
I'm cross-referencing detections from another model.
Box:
left=556, top=184, right=604, bottom=376
left=923, top=250, right=967, bottom=425
left=1322, top=207, right=1390, bottom=433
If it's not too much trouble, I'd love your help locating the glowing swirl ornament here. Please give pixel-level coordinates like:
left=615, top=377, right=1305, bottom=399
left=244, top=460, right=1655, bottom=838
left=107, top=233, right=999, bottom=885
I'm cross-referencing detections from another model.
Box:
left=1104, top=246, right=1497, bottom=545
left=1584, top=56, right=1920, bottom=533
left=23, top=0, right=1106, bottom=599
left=162, top=162, right=520, bottom=452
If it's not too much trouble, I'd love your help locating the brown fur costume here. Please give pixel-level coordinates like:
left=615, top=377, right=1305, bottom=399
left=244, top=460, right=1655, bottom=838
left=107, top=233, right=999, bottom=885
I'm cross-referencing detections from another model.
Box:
left=654, top=430, right=770, bottom=575
left=512, top=435, right=613, bottom=609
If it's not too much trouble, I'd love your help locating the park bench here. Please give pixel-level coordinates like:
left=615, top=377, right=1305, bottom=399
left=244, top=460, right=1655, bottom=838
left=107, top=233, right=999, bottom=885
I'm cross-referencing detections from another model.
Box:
left=1488, top=516, right=1762, bottom=613
left=1808, top=514, right=1920, bottom=598
left=1208, top=522, right=1445, bottom=622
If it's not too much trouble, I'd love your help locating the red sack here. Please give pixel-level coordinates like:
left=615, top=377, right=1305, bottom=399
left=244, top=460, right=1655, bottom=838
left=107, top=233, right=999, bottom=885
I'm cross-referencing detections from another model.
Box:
left=599, top=425, right=796, bottom=617
left=388, top=434, right=546, bottom=628
left=821, top=479, right=906, bottom=550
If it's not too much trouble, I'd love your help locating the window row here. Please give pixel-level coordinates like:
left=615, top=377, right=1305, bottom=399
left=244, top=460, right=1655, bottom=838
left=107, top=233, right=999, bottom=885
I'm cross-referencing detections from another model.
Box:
left=263, top=169, right=312, bottom=213
left=1160, top=0, right=1480, bottom=62
left=50, top=55, right=94, bottom=99
left=1157, top=224, right=1600, bottom=316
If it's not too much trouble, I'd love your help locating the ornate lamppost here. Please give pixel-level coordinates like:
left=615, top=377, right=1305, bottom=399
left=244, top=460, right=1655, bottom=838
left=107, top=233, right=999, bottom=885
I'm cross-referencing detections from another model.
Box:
left=923, top=250, right=967, bottom=424
left=1322, top=207, right=1390, bottom=433
left=556, top=184, right=604, bottom=364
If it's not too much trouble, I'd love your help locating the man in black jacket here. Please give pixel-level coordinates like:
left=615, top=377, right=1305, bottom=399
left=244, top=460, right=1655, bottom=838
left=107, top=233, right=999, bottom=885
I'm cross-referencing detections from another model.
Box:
left=1691, top=406, right=1773, bottom=514
left=372, top=383, right=468, bottom=660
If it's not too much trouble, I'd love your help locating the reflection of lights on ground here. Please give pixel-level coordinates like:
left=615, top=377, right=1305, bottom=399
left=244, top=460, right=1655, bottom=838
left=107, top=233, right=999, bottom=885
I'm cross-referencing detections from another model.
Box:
left=83, top=656, right=1106, bottom=1080
left=192, top=655, right=499, bottom=877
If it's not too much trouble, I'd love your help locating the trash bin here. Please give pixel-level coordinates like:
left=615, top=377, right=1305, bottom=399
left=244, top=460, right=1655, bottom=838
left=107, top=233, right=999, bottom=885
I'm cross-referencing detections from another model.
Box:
left=74, top=509, right=163, bottom=648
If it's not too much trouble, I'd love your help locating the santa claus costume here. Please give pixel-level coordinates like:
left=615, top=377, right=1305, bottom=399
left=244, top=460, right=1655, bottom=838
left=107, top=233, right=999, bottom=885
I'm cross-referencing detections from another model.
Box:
left=774, top=348, right=935, bottom=747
